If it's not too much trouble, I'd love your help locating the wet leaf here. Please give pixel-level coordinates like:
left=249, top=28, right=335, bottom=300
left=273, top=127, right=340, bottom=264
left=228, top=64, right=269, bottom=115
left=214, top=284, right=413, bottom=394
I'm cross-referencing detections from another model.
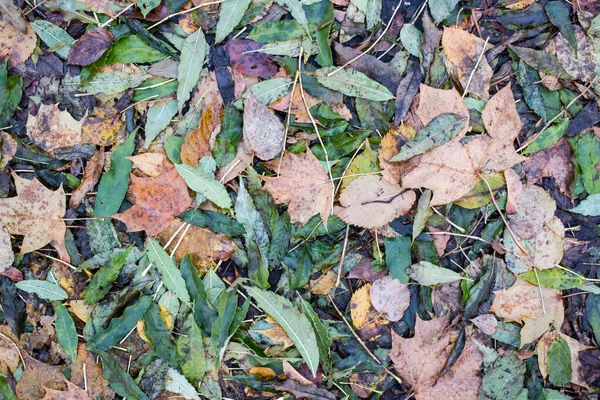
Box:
left=177, top=28, right=207, bottom=111
left=54, top=302, right=78, bottom=361
left=315, top=67, right=395, bottom=101
left=16, top=279, right=68, bottom=301
left=146, top=238, right=191, bottom=305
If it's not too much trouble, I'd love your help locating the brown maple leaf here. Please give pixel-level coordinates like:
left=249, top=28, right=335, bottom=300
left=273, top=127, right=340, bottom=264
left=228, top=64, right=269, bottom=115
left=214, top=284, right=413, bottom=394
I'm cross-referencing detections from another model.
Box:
left=113, top=159, right=193, bottom=236
left=41, top=379, right=92, bottom=400
left=0, top=18, right=36, bottom=66
left=70, top=151, right=104, bottom=209
left=0, top=174, right=68, bottom=261
left=181, top=103, right=223, bottom=167
left=390, top=316, right=482, bottom=399
left=401, top=85, right=526, bottom=205
left=26, top=103, right=83, bottom=156
left=263, top=149, right=333, bottom=225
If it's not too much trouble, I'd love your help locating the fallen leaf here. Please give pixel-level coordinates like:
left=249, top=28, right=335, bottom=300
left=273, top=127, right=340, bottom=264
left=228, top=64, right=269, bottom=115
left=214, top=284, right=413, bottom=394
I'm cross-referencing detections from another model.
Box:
left=181, top=104, right=223, bottom=167
left=508, top=185, right=557, bottom=240
left=40, top=379, right=92, bottom=400
left=349, top=284, right=381, bottom=330
left=16, top=354, right=67, bottom=400
left=70, top=151, right=104, bottom=209
left=272, top=380, right=336, bottom=400
left=67, top=27, right=113, bottom=66
left=81, top=106, right=126, bottom=146
left=504, top=169, right=522, bottom=215
left=242, top=92, right=285, bottom=161
left=390, top=316, right=482, bottom=399
left=0, top=18, right=36, bottom=66
left=0, top=222, right=13, bottom=272
left=471, top=314, right=498, bottom=336
left=0, top=0, right=27, bottom=33
left=335, top=175, right=416, bottom=229
left=415, top=85, right=470, bottom=138
left=523, top=138, right=574, bottom=195
left=263, top=149, right=333, bottom=225
left=26, top=103, right=84, bottom=156
left=537, top=331, right=591, bottom=388
left=0, top=174, right=68, bottom=261
left=309, top=269, right=337, bottom=295
left=369, top=276, right=410, bottom=321
left=551, top=25, right=600, bottom=82
left=0, top=131, right=17, bottom=169
left=127, top=152, right=167, bottom=177
left=442, top=26, right=493, bottom=100
left=225, top=38, right=278, bottom=78
left=113, top=159, right=193, bottom=236
left=269, top=84, right=322, bottom=123
left=378, top=124, right=415, bottom=183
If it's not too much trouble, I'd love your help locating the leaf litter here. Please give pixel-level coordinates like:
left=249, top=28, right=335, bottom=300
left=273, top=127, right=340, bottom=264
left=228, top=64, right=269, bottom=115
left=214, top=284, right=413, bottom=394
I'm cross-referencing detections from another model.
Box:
left=2, top=0, right=600, bottom=399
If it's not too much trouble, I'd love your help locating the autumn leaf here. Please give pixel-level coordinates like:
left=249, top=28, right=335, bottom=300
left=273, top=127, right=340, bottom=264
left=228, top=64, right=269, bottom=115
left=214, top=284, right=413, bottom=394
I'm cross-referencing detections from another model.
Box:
left=81, top=106, right=126, bottom=146
left=67, top=27, right=113, bottom=66
left=181, top=104, right=223, bottom=167
left=0, top=18, right=36, bottom=66
left=70, top=151, right=104, bottom=209
left=242, top=92, right=285, bottom=161
left=26, top=103, right=83, bottom=157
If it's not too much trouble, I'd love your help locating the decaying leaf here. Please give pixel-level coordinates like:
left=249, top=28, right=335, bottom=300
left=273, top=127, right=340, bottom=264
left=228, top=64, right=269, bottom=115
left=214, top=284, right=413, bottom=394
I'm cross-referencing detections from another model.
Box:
left=81, top=106, right=126, bottom=147
left=0, top=222, right=13, bottom=272
left=26, top=103, right=84, bottom=156
left=369, top=275, right=410, bottom=321
left=242, top=92, right=285, bottom=161
left=181, top=104, right=223, bottom=167
left=67, top=27, right=113, bottom=66
left=70, top=151, right=104, bottom=209
left=0, top=18, right=36, bottom=66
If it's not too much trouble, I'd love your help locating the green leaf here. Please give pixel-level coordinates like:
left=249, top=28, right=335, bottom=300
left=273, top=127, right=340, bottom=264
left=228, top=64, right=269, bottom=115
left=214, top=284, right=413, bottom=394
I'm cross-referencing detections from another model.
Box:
left=105, top=35, right=166, bottom=64
left=301, top=299, right=332, bottom=374
left=518, top=267, right=586, bottom=290
left=574, top=133, right=600, bottom=194
left=509, top=45, right=572, bottom=80
left=146, top=238, right=191, bottom=305
left=400, top=23, right=423, bottom=59
left=480, top=352, right=527, bottom=399
left=546, top=1, right=577, bottom=51
left=248, top=78, right=292, bottom=104
left=570, top=193, right=600, bottom=216
left=235, top=180, right=270, bottom=287
left=407, top=261, right=463, bottom=286
left=517, top=60, right=561, bottom=121
left=15, top=280, right=67, bottom=301
left=0, top=376, right=18, bottom=400
left=144, top=99, right=178, bottom=148
left=144, top=302, right=178, bottom=367
left=175, top=163, right=232, bottom=210
left=165, top=134, right=185, bottom=164
left=177, top=314, right=206, bottom=382
left=165, top=368, right=200, bottom=400
left=136, top=0, right=160, bottom=17
left=245, top=286, right=320, bottom=376
left=351, top=0, right=381, bottom=29
left=179, top=210, right=243, bottom=237
left=413, top=189, right=433, bottom=241
left=215, top=0, right=251, bottom=43
left=94, top=130, right=135, bottom=217
left=99, top=350, right=149, bottom=400
left=0, top=60, right=22, bottom=126
left=247, top=20, right=305, bottom=43
left=31, top=20, right=74, bottom=59
left=85, top=248, right=131, bottom=304
left=390, top=113, right=466, bottom=162
left=275, top=0, right=310, bottom=35
left=67, top=71, right=146, bottom=95
left=522, top=118, right=569, bottom=155
left=54, top=302, right=78, bottom=361
left=86, top=218, right=120, bottom=254
left=385, top=236, right=412, bottom=283
left=548, top=336, right=572, bottom=386
left=132, top=77, right=178, bottom=102
left=428, top=0, right=459, bottom=24
left=213, top=104, right=243, bottom=167
left=177, top=29, right=207, bottom=111
left=314, top=67, right=395, bottom=101
left=210, top=290, right=238, bottom=362
left=90, top=296, right=152, bottom=351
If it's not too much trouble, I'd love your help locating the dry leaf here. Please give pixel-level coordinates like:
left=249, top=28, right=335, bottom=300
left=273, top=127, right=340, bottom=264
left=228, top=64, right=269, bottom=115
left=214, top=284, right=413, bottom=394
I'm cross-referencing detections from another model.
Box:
left=113, top=159, right=193, bottom=236
left=40, top=379, right=92, bottom=400
left=0, top=174, right=68, bottom=261
left=67, top=301, right=93, bottom=323
left=415, top=85, right=470, bottom=137
left=263, top=149, right=333, bottom=225
left=390, top=316, right=482, bottom=399
left=508, top=185, right=556, bottom=240
left=0, top=131, right=17, bottom=169
left=335, top=175, right=416, bottom=229
left=70, top=151, right=104, bottom=209
left=378, top=124, right=415, bottom=183
left=216, top=142, right=253, bottom=183
left=504, top=168, right=522, bottom=214
left=81, top=107, right=125, bottom=146
left=442, top=27, right=493, bottom=100
left=349, top=284, right=382, bottom=330
left=523, top=138, right=574, bottom=196
left=181, top=103, right=223, bottom=166
left=16, top=354, right=67, bottom=400
left=67, top=27, right=113, bottom=66
left=70, top=344, right=114, bottom=400
left=471, top=314, right=498, bottom=336
left=270, top=84, right=322, bottom=123
left=0, top=221, right=13, bottom=272
left=26, top=104, right=84, bottom=156
left=309, top=269, right=337, bottom=295
left=127, top=152, right=167, bottom=177
left=242, top=92, right=285, bottom=161
left=0, top=18, right=36, bottom=66
left=369, top=276, right=410, bottom=321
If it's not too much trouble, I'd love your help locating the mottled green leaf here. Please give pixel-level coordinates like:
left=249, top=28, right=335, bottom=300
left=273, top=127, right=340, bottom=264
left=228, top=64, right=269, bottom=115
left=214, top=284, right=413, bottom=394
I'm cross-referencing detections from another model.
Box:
left=136, top=0, right=160, bottom=17
left=213, top=104, right=243, bottom=167
left=510, top=45, right=572, bottom=80
left=570, top=193, right=600, bottom=216
left=351, top=0, right=381, bottom=29
left=215, top=0, right=251, bottom=43
left=385, top=236, right=412, bottom=283
left=0, top=60, right=22, bottom=126
left=301, top=299, right=332, bottom=374
left=247, top=20, right=305, bottom=43
left=179, top=209, right=245, bottom=236
left=574, top=133, right=600, bottom=194
left=68, top=71, right=146, bottom=95
left=522, top=118, right=569, bottom=155
left=144, top=302, right=178, bottom=367
left=177, top=314, right=206, bottom=382
left=480, top=352, right=527, bottom=399
left=15, top=280, right=67, bottom=301
left=175, top=163, right=232, bottom=210
left=275, top=0, right=310, bottom=35
left=54, top=301, right=78, bottom=361
left=248, top=78, right=292, bottom=104
left=177, top=29, right=207, bottom=111
left=85, top=248, right=131, bottom=304
left=407, top=261, right=463, bottom=285
left=518, top=267, right=586, bottom=290
left=315, top=67, right=395, bottom=101
left=400, top=23, right=423, bottom=59
left=99, top=350, right=149, bottom=400
left=144, top=99, right=178, bottom=148
left=31, top=20, right=74, bottom=59
left=165, top=368, right=200, bottom=399
left=548, top=336, right=572, bottom=386
left=146, top=238, right=191, bottom=305
left=546, top=1, right=577, bottom=51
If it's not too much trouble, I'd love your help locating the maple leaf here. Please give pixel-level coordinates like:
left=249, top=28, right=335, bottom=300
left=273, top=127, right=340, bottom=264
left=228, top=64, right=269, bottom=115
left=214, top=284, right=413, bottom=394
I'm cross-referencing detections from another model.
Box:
left=26, top=103, right=83, bottom=156
left=334, top=175, right=416, bottom=229
left=0, top=174, right=68, bottom=261
left=41, top=379, right=92, bottom=400
left=113, top=158, right=193, bottom=236
left=0, top=18, right=36, bottom=66
left=401, top=85, right=526, bottom=205
left=390, top=316, right=482, bottom=399
left=263, top=149, right=333, bottom=225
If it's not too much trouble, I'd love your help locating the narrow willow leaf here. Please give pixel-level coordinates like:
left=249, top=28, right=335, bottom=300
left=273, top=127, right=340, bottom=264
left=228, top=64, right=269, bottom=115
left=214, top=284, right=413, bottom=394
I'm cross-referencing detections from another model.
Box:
left=99, top=350, right=150, bottom=400
left=31, top=20, right=74, bottom=59
left=247, top=20, right=305, bottom=43
left=90, top=296, right=152, bottom=351
left=301, top=299, right=332, bottom=374
left=177, top=29, right=207, bottom=111
left=390, top=113, right=466, bottom=162
left=85, top=248, right=131, bottom=304
left=94, top=130, right=135, bottom=217
left=175, top=163, right=232, bottom=210
left=275, top=0, right=310, bottom=35
left=144, top=302, right=178, bottom=367
left=54, top=302, right=78, bottom=361
left=215, top=0, right=251, bottom=43
left=213, top=104, right=243, bottom=167
left=15, top=280, right=67, bottom=301
left=548, top=337, right=572, bottom=386
left=518, top=267, right=586, bottom=290
left=570, top=193, right=600, bottom=216
left=522, top=118, right=569, bottom=155
left=179, top=209, right=245, bottom=236
left=400, top=23, right=423, bottom=59
left=144, top=99, right=178, bottom=148
left=407, top=261, right=463, bottom=285
left=245, top=286, right=320, bottom=376
left=146, top=238, right=191, bottom=305
left=315, top=67, right=395, bottom=101
left=177, top=314, right=206, bottom=381
left=248, top=78, right=292, bottom=104
left=67, top=71, right=146, bottom=95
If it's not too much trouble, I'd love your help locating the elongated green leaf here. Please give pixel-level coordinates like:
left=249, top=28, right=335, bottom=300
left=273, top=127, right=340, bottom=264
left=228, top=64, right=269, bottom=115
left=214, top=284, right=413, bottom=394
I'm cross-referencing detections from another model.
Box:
left=144, top=99, right=178, bottom=148
left=177, top=29, right=207, bottom=111
left=575, top=133, right=600, bottom=194
left=518, top=267, right=586, bottom=290
left=407, top=261, right=463, bottom=285
left=275, top=0, right=310, bottom=35
left=570, top=193, right=600, bottom=216
left=245, top=286, right=319, bottom=376
left=99, top=350, right=149, bottom=400
left=175, top=163, right=232, bottom=210
left=0, top=376, right=17, bottom=400
left=213, top=104, right=243, bottom=167
left=210, top=290, right=238, bottom=362
left=0, top=60, right=22, bottom=126
left=179, top=209, right=245, bottom=236
left=94, top=130, right=136, bottom=217
left=144, top=302, right=178, bottom=367
left=390, top=113, right=466, bottom=162
left=247, top=20, right=305, bottom=43
left=522, top=118, right=569, bottom=155
left=215, top=0, right=251, bottom=43
left=315, top=67, right=395, bottom=101
left=105, top=35, right=166, bottom=64
left=15, top=280, right=67, bottom=301
left=177, top=314, right=206, bottom=382
left=85, top=248, right=131, bottom=304
left=66, top=71, right=146, bottom=95
left=54, top=302, right=78, bottom=361
left=301, top=299, right=331, bottom=374
left=480, top=353, right=527, bottom=399
left=90, top=296, right=152, bottom=351
left=385, top=236, right=412, bottom=283
left=548, top=337, right=572, bottom=386
left=146, top=238, right=191, bottom=305
left=400, top=23, right=423, bottom=59
left=248, top=78, right=292, bottom=104
left=546, top=1, right=577, bottom=51
left=428, top=0, right=459, bottom=23
left=31, top=20, right=74, bottom=59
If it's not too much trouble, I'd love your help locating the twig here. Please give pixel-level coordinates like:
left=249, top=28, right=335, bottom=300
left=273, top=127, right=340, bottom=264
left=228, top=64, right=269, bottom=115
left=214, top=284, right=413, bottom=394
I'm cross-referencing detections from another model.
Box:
left=278, top=70, right=300, bottom=177
left=99, top=3, right=134, bottom=28
left=148, top=0, right=226, bottom=30
left=336, top=224, right=350, bottom=287
left=33, top=251, right=77, bottom=271
left=462, top=36, right=490, bottom=98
